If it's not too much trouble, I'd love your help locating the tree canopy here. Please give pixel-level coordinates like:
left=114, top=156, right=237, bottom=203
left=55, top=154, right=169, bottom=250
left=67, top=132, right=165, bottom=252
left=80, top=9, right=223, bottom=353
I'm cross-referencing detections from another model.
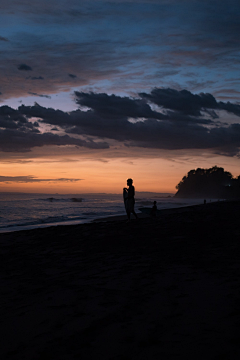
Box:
left=175, top=166, right=240, bottom=198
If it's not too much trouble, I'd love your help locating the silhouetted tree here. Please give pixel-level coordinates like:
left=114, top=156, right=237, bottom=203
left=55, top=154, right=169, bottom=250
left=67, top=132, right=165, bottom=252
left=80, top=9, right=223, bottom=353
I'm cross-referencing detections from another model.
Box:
left=175, top=166, right=240, bottom=198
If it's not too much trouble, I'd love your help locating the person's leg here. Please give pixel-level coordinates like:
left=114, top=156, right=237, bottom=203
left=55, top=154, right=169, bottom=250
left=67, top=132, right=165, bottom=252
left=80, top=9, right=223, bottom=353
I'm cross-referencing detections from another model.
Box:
left=132, top=211, right=138, bottom=219
left=127, top=211, right=131, bottom=221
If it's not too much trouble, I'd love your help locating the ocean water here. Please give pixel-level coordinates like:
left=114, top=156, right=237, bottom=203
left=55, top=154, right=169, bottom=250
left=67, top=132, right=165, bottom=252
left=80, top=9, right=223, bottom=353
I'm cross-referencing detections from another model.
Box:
left=0, top=192, right=204, bottom=233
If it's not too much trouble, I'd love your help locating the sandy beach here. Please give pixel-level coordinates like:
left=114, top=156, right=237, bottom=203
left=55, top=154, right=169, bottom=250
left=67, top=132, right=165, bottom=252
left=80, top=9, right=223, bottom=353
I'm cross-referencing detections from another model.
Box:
left=1, top=201, right=240, bottom=359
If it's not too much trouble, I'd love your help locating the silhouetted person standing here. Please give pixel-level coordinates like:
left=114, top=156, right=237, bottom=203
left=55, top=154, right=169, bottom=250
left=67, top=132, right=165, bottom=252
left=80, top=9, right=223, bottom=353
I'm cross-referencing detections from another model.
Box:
left=123, top=178, right=138, bottom=221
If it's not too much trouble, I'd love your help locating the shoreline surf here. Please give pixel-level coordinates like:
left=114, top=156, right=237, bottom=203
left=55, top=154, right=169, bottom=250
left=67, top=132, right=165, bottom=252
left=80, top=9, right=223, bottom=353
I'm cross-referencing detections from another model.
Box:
left=0, top=199, right=221, bottom=234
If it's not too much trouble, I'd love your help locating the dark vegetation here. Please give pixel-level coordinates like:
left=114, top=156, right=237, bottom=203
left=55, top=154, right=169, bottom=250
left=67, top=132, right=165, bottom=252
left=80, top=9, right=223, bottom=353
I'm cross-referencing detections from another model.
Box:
left=175, top=166, right=240, bottom=198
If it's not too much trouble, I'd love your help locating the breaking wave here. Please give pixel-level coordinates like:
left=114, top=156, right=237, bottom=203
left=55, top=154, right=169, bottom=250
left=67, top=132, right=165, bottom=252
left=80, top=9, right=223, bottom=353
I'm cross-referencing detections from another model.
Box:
left=42, top=197, right=83, bottom=203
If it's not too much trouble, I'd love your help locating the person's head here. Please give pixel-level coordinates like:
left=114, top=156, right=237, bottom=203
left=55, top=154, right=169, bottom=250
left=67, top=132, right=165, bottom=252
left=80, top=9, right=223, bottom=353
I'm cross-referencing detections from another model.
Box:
left=127, top=178, right=133, bottom=186
left=154, top=201, right=156, bottom=205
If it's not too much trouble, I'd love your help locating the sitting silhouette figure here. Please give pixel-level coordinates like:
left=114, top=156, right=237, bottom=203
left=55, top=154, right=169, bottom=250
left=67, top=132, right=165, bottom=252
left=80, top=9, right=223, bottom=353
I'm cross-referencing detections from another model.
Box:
left=123, top=178, right=138, bottom=221
left=151, top=201, right=157, bottom=217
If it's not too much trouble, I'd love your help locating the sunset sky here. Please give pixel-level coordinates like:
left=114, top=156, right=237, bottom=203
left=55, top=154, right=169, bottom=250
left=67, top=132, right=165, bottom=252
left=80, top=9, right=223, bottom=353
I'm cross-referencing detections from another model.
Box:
left=1, top=0, right=240, bottom=193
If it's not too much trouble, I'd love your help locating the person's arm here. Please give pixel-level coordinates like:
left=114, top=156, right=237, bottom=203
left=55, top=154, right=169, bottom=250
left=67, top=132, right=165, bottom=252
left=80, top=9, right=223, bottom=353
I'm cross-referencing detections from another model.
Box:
left=128, top=186, right=135, bottom=199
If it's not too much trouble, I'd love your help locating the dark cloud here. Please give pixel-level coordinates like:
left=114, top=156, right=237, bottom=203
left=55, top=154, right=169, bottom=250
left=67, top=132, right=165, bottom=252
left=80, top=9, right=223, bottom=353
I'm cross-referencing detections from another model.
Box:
left=0, top=103, right=109, bottom=152
left=0, top=36, right=8, bottom=41
left=74, top=91, right=214, bottom=125
left=29, top=76, right=44, bottom=80
left=68, top=74, right=77, bottom=78
left=0, top=175, right=82, bottom=183
left=218, top=101, right=240, bottom=117
left=74, top=91, right=167, bottom=120
left=139, top=88, right=240, bottom=118
left=18, top=64, right=32, bottom=71
left=1, top=88, right=240, bottom=156
left=70, top=88, right=240, bottom=156
left=0, top=105, right=39, bottom=131
left=139, top=88, right=218, bottom=116
left=7, top=88, right=238, bottom=156
left=19, top=103, right=70, bottom=125
left=0, top=128, right=109, bottom=152
left=64, top=112, right=240, bottom=156
left=28, top=92, right=51, bottom=99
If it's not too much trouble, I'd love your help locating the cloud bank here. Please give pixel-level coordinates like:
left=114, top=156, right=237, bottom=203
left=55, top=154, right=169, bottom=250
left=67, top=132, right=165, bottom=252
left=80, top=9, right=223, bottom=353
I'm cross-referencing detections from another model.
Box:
left=18, top=64, right=33, bottom=71
left=1, top=88, right=240, bottom=157
left=0, top=0, right=239, bottom=100
left=0, top=176, right=82, bottom=183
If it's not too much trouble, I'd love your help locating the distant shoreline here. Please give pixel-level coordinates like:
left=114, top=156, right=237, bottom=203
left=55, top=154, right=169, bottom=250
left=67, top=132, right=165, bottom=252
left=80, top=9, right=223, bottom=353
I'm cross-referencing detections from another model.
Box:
left=0, top=191, right=175, bottom=196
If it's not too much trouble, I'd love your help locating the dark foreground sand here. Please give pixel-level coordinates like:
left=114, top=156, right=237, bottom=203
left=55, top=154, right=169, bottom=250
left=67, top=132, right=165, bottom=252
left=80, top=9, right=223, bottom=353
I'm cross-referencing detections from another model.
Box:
left=1, top=201, right=240, bottom=359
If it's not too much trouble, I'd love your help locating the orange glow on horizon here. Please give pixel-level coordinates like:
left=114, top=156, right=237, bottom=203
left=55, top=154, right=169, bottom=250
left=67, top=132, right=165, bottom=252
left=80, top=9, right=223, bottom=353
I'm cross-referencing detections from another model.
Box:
left=1, top=154, right=240, bottom=194
left=0, top=157, right=180, bottom=194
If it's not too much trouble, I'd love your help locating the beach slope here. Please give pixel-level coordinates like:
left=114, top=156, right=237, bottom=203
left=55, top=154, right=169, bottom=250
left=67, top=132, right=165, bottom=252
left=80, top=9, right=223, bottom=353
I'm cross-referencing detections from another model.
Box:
left=1, top=201, right=240, bottom=359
